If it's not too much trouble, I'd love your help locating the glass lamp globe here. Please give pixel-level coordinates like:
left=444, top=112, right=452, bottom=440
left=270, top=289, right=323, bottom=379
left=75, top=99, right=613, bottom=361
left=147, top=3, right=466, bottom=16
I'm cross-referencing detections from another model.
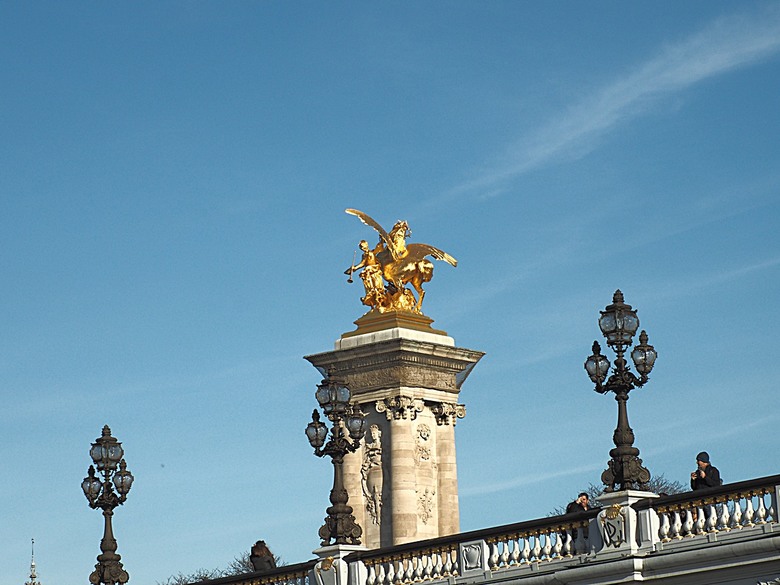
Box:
left=346, top=406, right=366, bottom=440
left=112, top=460, right=134, bottom=498
left=585, top=341, right=610, bottom=383
left=82, top=466, right=102, bottom=503
left=599, top=290, right=639, bottom=346
left=305, top=410, right=328, bottom=448
left=631, top=330, right=657, bottom=376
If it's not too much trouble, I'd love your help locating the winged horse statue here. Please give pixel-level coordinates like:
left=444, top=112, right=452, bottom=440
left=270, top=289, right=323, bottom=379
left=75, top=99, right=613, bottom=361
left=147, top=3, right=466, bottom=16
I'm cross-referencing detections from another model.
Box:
left=344, top=209, right=457, bottom=314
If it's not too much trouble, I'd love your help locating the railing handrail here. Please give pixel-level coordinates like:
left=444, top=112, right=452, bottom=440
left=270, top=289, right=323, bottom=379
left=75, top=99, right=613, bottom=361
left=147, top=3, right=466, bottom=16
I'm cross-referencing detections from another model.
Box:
left=632, top=473, right=780, bottom=511
left=346, top=507, right=601, bottom=563
left=187, top=559, right=318, bottom=585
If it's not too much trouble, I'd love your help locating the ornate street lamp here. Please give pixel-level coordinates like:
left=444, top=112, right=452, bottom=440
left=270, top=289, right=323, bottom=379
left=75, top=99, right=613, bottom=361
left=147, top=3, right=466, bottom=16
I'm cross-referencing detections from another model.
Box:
left=306, top=372, right=366, bottom=546
left=82, top=425, right=134, bottom=585
left=585, top=290, right=657, bottom=492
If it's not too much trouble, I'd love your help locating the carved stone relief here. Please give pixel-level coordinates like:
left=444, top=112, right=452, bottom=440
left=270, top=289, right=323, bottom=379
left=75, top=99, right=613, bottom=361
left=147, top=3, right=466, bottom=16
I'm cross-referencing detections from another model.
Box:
left=599, top=504, right=626, bottom=548
left=414, top=423, right=432, bottom=466
left=375, top=395, right=424, bottom=420
left=417, top=487, right=436, bottom=524
left=361, top=424, right=383, bottom=525
left=460, top=541, right=487, bottom=572
left=430, top=402, right=466, bottom=425
left=345, top=365, right=455, bottom=393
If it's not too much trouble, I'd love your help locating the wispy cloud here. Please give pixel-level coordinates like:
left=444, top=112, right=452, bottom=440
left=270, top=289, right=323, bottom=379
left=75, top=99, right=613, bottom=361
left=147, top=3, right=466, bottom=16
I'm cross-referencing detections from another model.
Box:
left=451, top=6, right=780, bottom=198
left=461, top=461, right=603, bottom=497
left=648, top=255, right=780, bottom=302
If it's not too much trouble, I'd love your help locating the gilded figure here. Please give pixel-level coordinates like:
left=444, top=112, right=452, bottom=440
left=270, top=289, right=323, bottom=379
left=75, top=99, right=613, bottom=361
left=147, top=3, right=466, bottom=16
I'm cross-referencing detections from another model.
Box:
left=345, top=209, right=456, bottom=314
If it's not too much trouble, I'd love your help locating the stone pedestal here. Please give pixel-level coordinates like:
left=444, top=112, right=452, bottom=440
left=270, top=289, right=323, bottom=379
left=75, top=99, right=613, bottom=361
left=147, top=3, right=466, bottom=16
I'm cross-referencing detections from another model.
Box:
left=305, top=312, right=483, bottom=549
left=311, top=544, right=366, bottom=585
left=596, top=490, right=659, bottom=556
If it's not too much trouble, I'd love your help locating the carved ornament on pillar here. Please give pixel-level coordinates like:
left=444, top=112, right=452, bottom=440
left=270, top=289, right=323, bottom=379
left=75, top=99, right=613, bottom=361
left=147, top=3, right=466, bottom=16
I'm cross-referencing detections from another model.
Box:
left=360, top=424, right=383, bottom=526
left=599, top=503, right=627, bottom=548
left=417, top=487, right=436, bottom=524
left=414, top=423, right=432, bottom=465
left=375, top=395, right=424, bottom=420
left=431, top=402, right=466, bottom=425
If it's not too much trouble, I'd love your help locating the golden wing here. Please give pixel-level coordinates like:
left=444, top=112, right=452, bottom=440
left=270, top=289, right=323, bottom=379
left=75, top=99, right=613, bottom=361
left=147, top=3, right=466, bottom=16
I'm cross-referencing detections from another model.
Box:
left=407, top=243, right=458, bottom=267
left=345, top=208, right=398, bottom=262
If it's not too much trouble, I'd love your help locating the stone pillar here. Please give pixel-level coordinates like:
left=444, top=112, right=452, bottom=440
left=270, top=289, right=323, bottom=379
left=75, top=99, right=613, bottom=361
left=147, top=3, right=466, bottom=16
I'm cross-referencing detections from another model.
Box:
left=436, top=418, right=459, bottom=536
left=305, top=311, right=483, bottom=549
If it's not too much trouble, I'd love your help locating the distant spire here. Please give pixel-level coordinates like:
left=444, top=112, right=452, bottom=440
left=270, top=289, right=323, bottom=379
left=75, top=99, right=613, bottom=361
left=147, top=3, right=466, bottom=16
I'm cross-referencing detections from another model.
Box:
left=25, top=539, right=41, bottom=585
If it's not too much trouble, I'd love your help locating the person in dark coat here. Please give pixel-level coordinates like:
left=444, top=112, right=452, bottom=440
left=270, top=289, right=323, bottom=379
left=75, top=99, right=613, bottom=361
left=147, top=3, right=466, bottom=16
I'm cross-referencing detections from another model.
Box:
left=250, top=540, right=277, bottom=572
left=691, top=451, right=721, bottom=490
left=562, top=492, right=590, bottom=543
left=566, top=492, right=590, bottom=514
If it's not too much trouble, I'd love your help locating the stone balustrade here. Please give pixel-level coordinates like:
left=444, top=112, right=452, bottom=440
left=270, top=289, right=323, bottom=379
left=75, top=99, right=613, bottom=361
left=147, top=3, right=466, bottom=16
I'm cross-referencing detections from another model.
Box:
left=633, top=473, right=780, bottom=545
left=198, top=560, right=315, bottom=585
left=348, top=509, right=599, bottom=585
left=188, top=474, right=780, bottom=585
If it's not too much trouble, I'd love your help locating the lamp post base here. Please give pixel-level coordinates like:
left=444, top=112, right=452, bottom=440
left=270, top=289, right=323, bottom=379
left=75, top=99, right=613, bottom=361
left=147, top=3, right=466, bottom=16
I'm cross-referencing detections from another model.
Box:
left=89, top=559, right=129, bottom=585
left=319, top=485, right=363, bottom=545
left=602, top=452, right=651, bottom=492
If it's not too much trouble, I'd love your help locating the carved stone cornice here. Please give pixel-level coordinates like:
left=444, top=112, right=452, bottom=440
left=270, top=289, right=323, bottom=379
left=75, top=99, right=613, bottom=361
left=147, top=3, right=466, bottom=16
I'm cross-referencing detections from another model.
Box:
left=305, top=338, right=484, bottom=397
left=430, top=402, right=466, bottom=425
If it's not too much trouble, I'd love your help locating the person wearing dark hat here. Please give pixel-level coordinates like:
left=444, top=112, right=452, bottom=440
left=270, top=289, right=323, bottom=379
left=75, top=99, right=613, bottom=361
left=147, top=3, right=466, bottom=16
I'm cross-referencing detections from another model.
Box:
left=690, top=451, right=721, bottom=490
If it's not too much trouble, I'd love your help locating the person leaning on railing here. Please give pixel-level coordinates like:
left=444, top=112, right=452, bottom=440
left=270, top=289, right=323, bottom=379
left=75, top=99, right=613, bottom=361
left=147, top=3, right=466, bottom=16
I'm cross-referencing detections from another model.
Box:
left=691, top=451, right=722, bottom=490
left=560, top=492, right=590, bottom=543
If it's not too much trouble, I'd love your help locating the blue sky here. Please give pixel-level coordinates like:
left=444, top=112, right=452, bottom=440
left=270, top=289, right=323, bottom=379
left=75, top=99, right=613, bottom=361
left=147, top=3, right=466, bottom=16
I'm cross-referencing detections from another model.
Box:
left=2, top=2, right=779, bottom=583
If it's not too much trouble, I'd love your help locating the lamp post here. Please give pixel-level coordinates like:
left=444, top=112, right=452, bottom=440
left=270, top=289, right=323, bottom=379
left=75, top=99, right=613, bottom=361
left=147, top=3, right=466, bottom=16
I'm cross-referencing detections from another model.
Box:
left=82, top=425, right=134, bottom=585
left=305, top=372, right=366, bottom=546
left=584, top=290, right=658, bottom=492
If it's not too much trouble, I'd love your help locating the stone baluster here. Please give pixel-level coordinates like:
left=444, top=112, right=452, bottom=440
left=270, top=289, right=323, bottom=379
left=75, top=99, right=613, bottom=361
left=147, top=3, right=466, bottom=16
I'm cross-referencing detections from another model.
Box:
left=409, top=556, right=418, bottom=582
left=553, top=532, right=563, bottom=558
left=366, top=563, right=377, bottom=585
left=718, top=500, right=731, bottom=531
left=422, top=552, right=433, bottom=579
left=671, top=510, right=683, bottom=539
left=434, top=549, right=444, bottom=577
left=542, top=533, right=552, bottom=560
left=683, top=508, right=694, bottom=537
left=404, top=558, right=413, bottom=583
left=745, top=497, right=755, bottom=527
left=385, top=558, right=395, bottom=585
left=510, top=537, right=521, bottom=565
left=695, top=505, right=706, bottom=534
left=521, top=535, right=531, bottom=563
left=756, top=492, right=768, bottom=524
left=426, top=551, right=436, bottom=579
left=769, top=485, right=778, bottom=522
left=396, top=559, right=406, bottom=585
left=442, top=548, right=453, bottom=576
left=659, top=511, right=671, bottom=542
left=488, top=541, right=499, bottom=571
left=376, top=559, right=386, bottom=585
left=731, top=499, right=743, bottom=529
left=532, top=533, right=542, bottom=560
left=706, top=504, right=718, bottom=533
left=563, top=530, right=573, bottom=557
left=414, top=556, right=424, bottom=581
left=452, top=547, right=461, bottom=576
left=499, top=539, right=510, bottom=568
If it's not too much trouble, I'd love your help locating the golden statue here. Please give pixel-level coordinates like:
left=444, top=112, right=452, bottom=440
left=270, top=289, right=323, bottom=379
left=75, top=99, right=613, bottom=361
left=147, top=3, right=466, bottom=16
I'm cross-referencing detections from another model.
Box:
left=344, top=209, right=457, bottom=314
